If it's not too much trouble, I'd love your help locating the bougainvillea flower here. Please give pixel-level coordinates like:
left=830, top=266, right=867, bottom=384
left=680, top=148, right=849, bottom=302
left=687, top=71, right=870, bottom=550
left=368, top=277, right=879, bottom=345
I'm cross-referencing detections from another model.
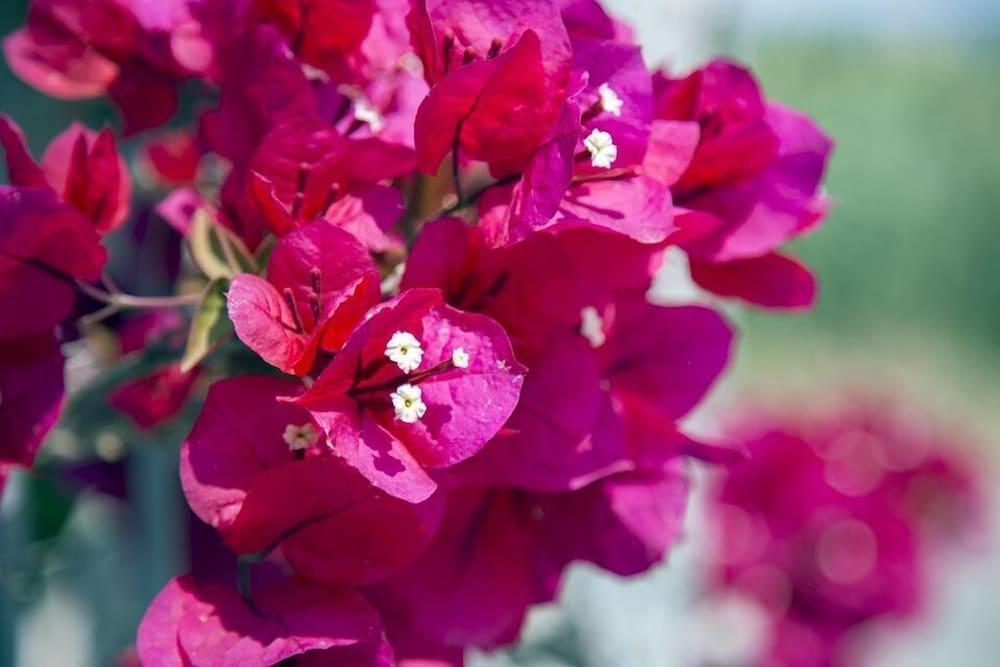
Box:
left=138, top=575, right=393, bottom=667
left=107, top=312, right=195, bottom=431
left=370, top=461, right=689, bottom=651
left=401, top=216, right=583, bottom=360
left=228, top=221, right=380, bottom=375
left=455, top=297, right=733, bottom=491
left=202, top=25, right=317, bottom=164
left=1, top=116, right=131, bottom=233
left=0, top=187, right=107, bottom=341
left=705, top=397, right=987, bottom=667
left=109, top=364, right=199, bottom=430
left=181, top=375, right=443, bottom=585
left=141, top=130, right=202, bottom=185
left=479, top=38, right=673, bottom=245
left=681, top=103, right=833, bottom=263
left=409, top=0, right=572, bottom=175
left=2, top=0, right=137, bottom=99
left=257, top=0, right=376, bottom=72
left=3, top=0, right=206, bottom=134
left=315, top=63, right=428, bottom=154
left=289, top=288, right=525, bottom=503
left=649, top=60, right=833, bottom=306
left=0, top=334, right=65, bottom=469
left=248, top=116, right=413, bottom=238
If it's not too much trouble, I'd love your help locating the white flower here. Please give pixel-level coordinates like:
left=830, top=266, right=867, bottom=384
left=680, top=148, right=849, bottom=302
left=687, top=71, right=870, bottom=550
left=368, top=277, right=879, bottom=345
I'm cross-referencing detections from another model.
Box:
left=391, top=383, right=427, bottom=423
left=353, top=98, right=385, bottom=133
left=283, top=423, right=320, bottom=451
left=385, top=331, right=423, bottom=373
left=451, top=347, right=470, bottom=368
left=583, top=129, right=617, bottom=169
left=579, top=306, right=607, bottom=348
left=598, top=83, right=623, bottom=116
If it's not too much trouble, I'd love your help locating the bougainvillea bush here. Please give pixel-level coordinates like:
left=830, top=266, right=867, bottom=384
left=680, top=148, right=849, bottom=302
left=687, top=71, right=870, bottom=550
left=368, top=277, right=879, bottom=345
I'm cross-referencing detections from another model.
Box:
left=704, top=397, right=987, bottom=667
left=0, top=0, right=832, bottom=664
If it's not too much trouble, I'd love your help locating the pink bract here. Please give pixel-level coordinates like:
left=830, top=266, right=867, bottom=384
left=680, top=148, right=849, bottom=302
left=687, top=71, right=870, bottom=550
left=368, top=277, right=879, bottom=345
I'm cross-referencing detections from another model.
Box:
left=0, top=334, right=65, bottom=469
left=228, top=221, right=381, bottom=375
left=138, top=575, right=393, bottom=667
left=1, top=116, right=132, bottom=233
left=291, top=288, right=526, bottom=503
left=180, top=375, right=444, bottom=586
left=0, top=187, right=107, bottom=341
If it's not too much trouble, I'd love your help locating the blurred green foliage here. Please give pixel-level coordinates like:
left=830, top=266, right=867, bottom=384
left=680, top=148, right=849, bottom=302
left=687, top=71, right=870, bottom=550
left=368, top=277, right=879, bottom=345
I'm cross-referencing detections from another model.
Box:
left=738, top=39, right=1000, bottom=359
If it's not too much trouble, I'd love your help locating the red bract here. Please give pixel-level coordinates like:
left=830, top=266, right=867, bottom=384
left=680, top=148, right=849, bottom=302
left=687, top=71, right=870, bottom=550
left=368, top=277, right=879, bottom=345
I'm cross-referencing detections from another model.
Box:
left=409, top=0, right=572, bottom=175
left=479, top=38, right=674, bottom=245
left=141, top=130, right=202, bottom=185
left=369, top=461, right=688, bottom=652
left=649, top=60, right=834, bottom=308
left=109, top=364, right=199, bottom=429
left=402, top=216, right=584, bottom=359
left=180, top=376, right=444, bottom=585
left=138, top=575, right=393, bottom=667
left=257, top=0, right=376, bottom=72
left=248, top=116, right=413, bottom=241
left=228, top=221, right=381, bottom=375
left=455, top=298, right=734, bottom=491
left=1, top=116, right=131, bottom=233
left=0, top=0, right=842, bottom=659
left=203, top=25, right=317, bottom=165
left=3, top=0, right=207, bottom=133
left=290, top=288, right=526, bottom=503
left=0, top=334, right=65, bottom=469
left=0, top=187, right=106, bottom=341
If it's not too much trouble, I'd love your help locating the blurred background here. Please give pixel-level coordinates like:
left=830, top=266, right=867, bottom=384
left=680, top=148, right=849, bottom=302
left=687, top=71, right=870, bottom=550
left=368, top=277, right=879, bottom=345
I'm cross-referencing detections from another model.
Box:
left=1, top=0, right=998, bottom=665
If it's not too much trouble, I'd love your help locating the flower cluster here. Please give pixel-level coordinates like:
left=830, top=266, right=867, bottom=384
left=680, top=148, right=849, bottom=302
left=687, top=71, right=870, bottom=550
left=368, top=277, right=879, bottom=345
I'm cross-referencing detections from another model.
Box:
left=1, top=0, right=833, bottom=664
left=704, top=398, right=986, bottom=667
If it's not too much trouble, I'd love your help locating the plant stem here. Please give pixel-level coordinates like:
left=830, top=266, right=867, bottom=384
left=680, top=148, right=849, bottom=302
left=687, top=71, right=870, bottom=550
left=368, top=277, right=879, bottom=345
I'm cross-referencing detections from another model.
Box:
left=75, top=280, right=202, bottom=309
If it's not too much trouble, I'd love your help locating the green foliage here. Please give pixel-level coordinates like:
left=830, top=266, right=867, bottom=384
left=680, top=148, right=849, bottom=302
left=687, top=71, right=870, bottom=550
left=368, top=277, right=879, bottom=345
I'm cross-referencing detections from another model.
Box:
left=739, top=40, right=1000, bottom=358
left=181, top=278, right=233, bottom=372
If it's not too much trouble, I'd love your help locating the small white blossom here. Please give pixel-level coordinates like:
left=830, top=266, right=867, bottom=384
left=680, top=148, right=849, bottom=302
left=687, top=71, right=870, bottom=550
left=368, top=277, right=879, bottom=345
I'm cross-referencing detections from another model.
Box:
left=598, top=83, right=623, bottom=116
left=579, top=306, right=607, bottom=348
left=583, top=129, right=617, bottom=169
left=385, top=331, right=423, bottom=373
left=283, top=423, right=320, bottom=451
left=451, top=347, right=470, bottom=368
left=353, top=98, right=385, bottom=133
left=391, top=383, right=427, bottom=423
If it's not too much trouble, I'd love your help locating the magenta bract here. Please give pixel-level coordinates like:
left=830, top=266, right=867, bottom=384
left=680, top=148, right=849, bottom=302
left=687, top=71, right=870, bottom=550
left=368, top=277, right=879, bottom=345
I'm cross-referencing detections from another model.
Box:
left=138, top=575, right=393, bottom=667
left=291, top=288, right=526, bottom=502
left=228, top=221, right=381, bottom=375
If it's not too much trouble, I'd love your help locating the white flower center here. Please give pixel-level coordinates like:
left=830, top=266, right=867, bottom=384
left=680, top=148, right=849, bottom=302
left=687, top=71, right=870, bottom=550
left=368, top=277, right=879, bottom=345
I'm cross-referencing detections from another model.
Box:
left=451, top=347, right=470, bottom=368
left=579, top=306, right=607, bottom=348
left=354, top=98, right=385, bottom=133
left=385, top=331, right=423, bottom=373
left=583, top=129, right=618, bottom=169
left=283, top=422, right=320, bottom=451
left=598, top=83, right=623, bottom=117
left=391, top=383, right=427, bottom=423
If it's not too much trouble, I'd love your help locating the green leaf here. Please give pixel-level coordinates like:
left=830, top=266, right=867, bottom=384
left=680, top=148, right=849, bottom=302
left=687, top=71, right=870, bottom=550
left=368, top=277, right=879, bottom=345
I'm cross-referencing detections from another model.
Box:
left=188, top=209, right=234, bottom=279
left=180, top=279, right=232, bottom=373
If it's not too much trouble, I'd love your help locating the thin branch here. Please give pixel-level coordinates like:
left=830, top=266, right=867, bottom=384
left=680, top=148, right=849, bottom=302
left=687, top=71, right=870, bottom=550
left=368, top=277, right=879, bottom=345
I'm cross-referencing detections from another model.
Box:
left=75, top=280, right=201, bottom=309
